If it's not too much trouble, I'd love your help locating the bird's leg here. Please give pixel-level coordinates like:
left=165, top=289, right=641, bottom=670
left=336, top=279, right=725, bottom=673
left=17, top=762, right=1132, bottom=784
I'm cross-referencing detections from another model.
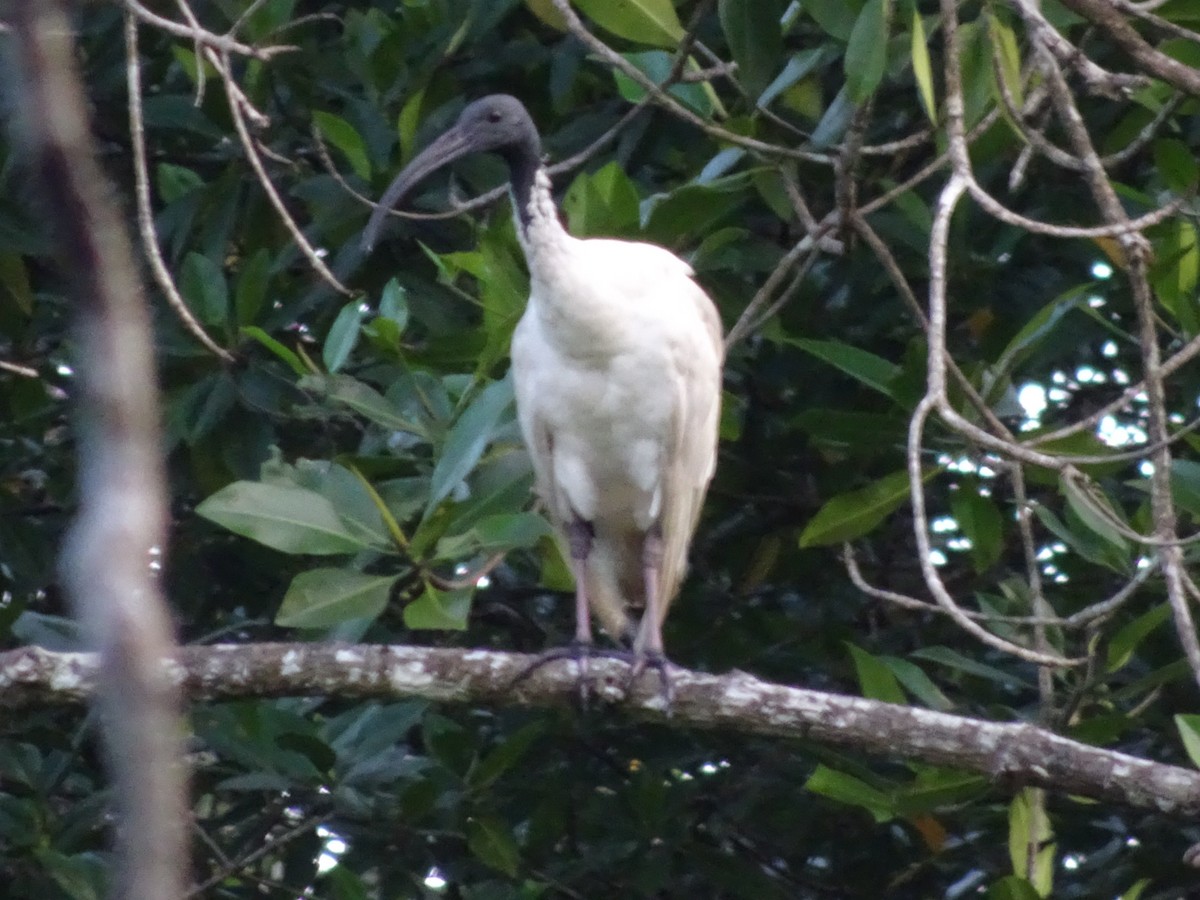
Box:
left=566, top=519, right=595, bottom=648
left=565, top=519, right=596, bottom=702
left=509, top=519, right=615, bottom=704
left=629, top=526, right=674, bottom=706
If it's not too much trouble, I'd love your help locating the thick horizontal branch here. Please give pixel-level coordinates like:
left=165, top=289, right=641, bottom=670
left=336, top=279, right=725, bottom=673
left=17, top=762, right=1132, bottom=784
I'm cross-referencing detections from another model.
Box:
left=3, top=642, right=1199, bottom=816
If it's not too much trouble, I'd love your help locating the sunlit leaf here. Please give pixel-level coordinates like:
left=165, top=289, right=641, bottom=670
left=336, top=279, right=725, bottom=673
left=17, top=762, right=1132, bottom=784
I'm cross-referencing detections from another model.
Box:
left=404, top=584, right=472, bottom=630
left=573, top=0, right=684, bottom=47
left=313, top=110, right=371, bottom=180
left=197, top=482, right=374, bottom=554
left=911, top=10, right=936, bottom=123
left=276, top=568, right=395, bottom=628
left=1008, top=789, right=1054, bottom=896
left=805, top=765, right=894, bottom=822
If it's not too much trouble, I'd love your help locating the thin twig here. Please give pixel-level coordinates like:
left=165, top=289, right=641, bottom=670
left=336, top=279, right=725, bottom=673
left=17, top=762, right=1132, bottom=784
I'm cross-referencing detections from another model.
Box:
left=219, top=50, right=352, bottom=296
left=120, top=0, right=294, bottom=60
left=125, top=13, right=234, bottom=363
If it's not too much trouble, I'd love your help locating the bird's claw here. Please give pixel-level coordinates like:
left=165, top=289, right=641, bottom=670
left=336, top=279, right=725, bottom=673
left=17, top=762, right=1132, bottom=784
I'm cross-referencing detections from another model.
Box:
left=509, top=642, right=633, bottom=707
left=625, top=652, right=675, bottom=710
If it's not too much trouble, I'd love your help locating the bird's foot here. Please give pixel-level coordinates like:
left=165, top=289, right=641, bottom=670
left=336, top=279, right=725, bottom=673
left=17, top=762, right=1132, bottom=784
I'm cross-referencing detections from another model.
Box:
left=509, top=642, right=633, bottom=707
left=625, top=651, right=675, bottom=710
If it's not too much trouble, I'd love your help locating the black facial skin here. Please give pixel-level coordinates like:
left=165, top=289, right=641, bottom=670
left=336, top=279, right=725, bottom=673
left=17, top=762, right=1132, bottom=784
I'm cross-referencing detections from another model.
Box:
left=361, top=95, right=543, bottom=251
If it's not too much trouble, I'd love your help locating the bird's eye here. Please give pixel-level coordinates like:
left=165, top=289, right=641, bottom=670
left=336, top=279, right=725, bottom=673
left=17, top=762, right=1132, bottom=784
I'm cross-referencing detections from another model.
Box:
left=487, top=110, right=502, bottom=123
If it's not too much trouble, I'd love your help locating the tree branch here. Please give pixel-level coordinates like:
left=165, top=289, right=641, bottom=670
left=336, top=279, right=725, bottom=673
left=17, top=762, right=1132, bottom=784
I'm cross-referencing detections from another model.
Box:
left=2, top=642, right=1198, bottom=817
left=6, top=2, right=189, bottom=897
left=1056, top=0, right=1200, bottom=97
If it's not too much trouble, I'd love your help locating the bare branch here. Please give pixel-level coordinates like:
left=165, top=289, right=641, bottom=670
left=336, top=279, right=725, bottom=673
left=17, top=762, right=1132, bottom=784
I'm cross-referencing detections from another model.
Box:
left=1, top=642, right=1199, bottom=817
left=1056, top=0, right=1200, bottom=97
left=219, top=51, right=353, bottom=296
left=125, top=13, right=234, bottom=363
left=549, top=0, right=831, bottom=164
left=121, top=0, right=295, bottom=60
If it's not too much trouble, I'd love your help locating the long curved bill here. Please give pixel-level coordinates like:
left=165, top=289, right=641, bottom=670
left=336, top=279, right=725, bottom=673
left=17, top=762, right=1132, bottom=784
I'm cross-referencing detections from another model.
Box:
left=360, top=124, right=476, bottom=253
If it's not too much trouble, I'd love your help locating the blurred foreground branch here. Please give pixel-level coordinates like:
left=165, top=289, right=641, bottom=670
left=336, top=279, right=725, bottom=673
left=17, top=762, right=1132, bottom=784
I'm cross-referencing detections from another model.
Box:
left=5, top=2, right=189, bottom=897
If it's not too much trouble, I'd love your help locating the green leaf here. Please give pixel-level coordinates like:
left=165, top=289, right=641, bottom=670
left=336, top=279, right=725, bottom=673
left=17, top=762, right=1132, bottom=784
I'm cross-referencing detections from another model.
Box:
left=988, top=876, right=1044, bottom=900
left=1152, top=220, right=1200, bottom=335
left=847, top=644, right=906, bottom=704
left=197, top=481, right=374, bottom=554
left=910, top=10, right=936, bottom=123
left=892, top=770, right=986, bottom=814
left=790, top=338, right=900, bottom=398
left=845, top=0, right=889, bottom=104
left=562, top=161, right=641, bottom=237
left=805, top=764, right=894, bottom=822
left=324, top=301, right=366, bottom=373
left=467, top=722, right=545, bottom=790
left=881, top=656, right=953, bottom=711
left=1170, top=458, right=1200, bottom=517
left=1119, top=879, right=1152, bottom=900
left=466, top=814, right=521, bottom=876
left=1008, top=789, right=1054, bottom=896
left=799, top=469, right=915, bottom=546
left=613, top=50, right=716, bottom=117
left=317, top=374, right=426, bottom=436
left=0, top=252, right=33, bottom=315
left=241, top=326, right=308, bottom=376
left=378, top=278, right=409, bottom=331
left=991, top=285, right=1089, bottom=381
left=719, top=0, right=785, bottom=96
left=988, top=14, right=1023, bottom=110
left=573, top=0, right=685, bottom=48
left=235, top=248, right=271, bottom=326
left=1032, top=504, right=1129, bottom=573
left=643, top=173, right=754, bottom=244
left=792, top=409, right=907, bottom=454
left=428, top=378, right=515, bottom=511
left=313, top=110, right=371, bottom=181
left=950, top=489, right=1004, bottom=573
left=180, top=252, right=229, bottom=326
left=276, top=568, right=395, bottom=628
left=1107, top=603, right=1170, bottom=672
left=1154, top=138, right=1199, bottom=193
left=1176, top=714, right=1200, bottom=769
left=404, top=584, right=472, bottom=630
left=437, top=512, right=553, bottom=559
left=37, top=850, right=106, bottom=900
left=1059, top=475, right=1130, bottom=558
left=803, top=0, right=863, bottom=41
left=155, top=162, right=204, bottom=202
left=911, top=646, right=1033, bottom=689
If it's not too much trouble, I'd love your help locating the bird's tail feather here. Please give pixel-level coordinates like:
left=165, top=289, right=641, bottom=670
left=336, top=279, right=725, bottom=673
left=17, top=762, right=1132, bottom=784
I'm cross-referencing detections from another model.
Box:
left=582, top=528, right=641, bottom=642
left=653, top=487, right=703, bottom=630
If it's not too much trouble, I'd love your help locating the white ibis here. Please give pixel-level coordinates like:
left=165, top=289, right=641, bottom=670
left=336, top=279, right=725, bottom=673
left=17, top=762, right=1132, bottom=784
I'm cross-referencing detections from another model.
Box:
left=362, top=95, right=723, bottom=700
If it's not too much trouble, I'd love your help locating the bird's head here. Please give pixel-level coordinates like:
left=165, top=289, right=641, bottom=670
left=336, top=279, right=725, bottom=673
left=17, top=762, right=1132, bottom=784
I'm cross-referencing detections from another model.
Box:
left=361, top=94, right=541, bottom=252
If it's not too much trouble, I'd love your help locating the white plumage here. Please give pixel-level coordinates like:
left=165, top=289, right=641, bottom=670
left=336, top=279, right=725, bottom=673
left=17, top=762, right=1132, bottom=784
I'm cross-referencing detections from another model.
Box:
left=363, top=96, right=722, bottom=692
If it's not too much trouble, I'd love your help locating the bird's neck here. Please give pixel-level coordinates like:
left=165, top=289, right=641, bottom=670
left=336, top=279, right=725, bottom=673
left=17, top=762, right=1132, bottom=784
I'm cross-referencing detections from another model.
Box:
left=512, top=166, right=568, bottom=262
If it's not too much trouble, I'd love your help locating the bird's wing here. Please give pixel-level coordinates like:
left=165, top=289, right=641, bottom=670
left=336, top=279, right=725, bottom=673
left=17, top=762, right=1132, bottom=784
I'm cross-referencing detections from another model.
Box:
left=510, top=312, right=560, bottom=518
left=654, top=276, right=723, bottom=621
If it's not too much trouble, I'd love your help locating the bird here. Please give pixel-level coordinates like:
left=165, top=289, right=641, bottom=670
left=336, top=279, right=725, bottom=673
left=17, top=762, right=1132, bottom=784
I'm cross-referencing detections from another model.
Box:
left=362, top=95, right=723, bottom=701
